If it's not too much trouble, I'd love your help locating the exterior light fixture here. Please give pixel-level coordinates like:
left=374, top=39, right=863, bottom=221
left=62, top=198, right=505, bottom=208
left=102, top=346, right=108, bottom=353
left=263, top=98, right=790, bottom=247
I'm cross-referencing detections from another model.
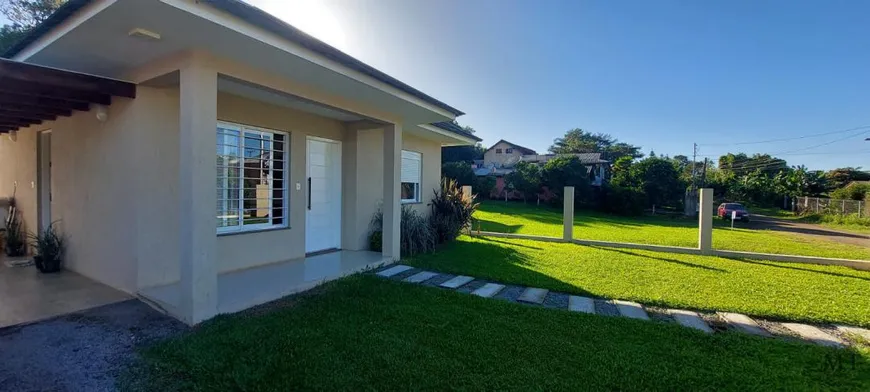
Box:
left=8, top=130, right=18, bottom=142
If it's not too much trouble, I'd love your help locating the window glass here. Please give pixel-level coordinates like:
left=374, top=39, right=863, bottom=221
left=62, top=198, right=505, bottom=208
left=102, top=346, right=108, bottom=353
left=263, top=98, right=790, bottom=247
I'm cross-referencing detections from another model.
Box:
left=401, top=150, right=422, bottom=203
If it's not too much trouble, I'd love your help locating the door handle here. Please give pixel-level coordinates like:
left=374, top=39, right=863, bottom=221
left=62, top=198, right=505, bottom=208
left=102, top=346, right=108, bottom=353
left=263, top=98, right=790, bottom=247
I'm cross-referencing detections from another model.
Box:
left=307, top=177, right=312, bottom=210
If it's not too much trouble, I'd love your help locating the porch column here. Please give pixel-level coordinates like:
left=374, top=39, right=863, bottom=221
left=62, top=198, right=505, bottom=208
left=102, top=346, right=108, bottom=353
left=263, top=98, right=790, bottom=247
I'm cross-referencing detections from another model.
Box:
left=382, top=123, right=402, bottom=260
left=178, top=64, right=218, bottom=324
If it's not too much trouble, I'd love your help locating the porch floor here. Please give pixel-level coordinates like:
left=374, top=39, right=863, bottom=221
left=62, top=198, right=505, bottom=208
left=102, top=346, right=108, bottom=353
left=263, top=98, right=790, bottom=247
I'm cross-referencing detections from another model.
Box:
left=140, top=250, right=391, bottom=319
left=0, top=257, right=132, bottom=328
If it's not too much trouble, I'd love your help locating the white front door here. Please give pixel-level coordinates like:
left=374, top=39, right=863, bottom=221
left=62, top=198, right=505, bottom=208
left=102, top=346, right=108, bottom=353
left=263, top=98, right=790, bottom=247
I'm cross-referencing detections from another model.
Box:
left=306, top=137, right=342, bottom=253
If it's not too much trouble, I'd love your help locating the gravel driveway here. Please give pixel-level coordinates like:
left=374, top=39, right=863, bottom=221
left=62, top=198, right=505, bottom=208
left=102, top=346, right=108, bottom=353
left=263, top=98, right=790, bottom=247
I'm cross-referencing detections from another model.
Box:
left=0, top=300, right=188, bottom=392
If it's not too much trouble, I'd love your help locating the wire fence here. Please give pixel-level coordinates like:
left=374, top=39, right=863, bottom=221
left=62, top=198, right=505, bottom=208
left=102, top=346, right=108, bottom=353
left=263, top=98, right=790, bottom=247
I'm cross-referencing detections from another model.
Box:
left=797, top=196, right=867, bottom=217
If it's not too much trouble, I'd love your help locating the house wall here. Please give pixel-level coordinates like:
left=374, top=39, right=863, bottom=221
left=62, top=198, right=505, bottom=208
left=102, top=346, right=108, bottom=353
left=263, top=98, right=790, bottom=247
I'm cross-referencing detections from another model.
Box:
left=484, top=141, right=525, bottom=168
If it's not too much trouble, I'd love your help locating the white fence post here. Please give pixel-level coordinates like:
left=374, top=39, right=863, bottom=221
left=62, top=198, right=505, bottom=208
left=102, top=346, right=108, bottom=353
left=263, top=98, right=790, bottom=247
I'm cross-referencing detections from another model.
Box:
left=563, top=186, right=574, bottom=241
left=698, top=188, right=713, bottom=254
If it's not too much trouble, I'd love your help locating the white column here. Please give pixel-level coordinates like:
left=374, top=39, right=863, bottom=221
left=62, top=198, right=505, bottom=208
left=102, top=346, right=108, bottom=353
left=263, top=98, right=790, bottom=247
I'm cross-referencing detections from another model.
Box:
left=382, top=124, right=402, bottom=260
left=698, top=188, right=713, bottom=254
left=563, top=186, right=575, bottom=241
left=178, top=64, right=218, bottom=324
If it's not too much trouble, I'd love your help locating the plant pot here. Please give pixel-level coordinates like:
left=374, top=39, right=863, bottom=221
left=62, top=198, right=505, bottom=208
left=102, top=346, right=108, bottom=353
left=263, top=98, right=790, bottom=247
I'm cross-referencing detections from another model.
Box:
left=34, top=255, right=62, bottom=273
left=5, top=245, right=25, bottom=258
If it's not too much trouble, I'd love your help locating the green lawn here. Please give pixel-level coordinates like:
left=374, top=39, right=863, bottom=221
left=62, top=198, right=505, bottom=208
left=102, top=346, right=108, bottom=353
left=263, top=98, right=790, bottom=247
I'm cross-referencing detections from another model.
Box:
left=408, top=236, right=870, bottom=327
left=474, top=201, right=870, bottom=260
left=130, top=276, right=870, bottom=391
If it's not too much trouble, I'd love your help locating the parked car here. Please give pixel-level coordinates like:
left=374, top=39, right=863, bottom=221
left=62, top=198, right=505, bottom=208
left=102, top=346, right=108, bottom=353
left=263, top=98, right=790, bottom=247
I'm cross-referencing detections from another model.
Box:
left=717, top=203, right=750, bottom=222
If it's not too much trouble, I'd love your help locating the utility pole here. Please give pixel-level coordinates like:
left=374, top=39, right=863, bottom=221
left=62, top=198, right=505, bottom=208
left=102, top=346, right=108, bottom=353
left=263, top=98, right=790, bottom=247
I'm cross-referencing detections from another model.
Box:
left=691, top=143, right=698, bottom=192
left=701, top=158, right=708, bottom=187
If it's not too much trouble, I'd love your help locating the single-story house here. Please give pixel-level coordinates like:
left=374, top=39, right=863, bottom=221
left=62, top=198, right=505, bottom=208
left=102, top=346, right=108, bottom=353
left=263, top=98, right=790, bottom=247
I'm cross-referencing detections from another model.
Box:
left=0, top=0, right=479, bottom=324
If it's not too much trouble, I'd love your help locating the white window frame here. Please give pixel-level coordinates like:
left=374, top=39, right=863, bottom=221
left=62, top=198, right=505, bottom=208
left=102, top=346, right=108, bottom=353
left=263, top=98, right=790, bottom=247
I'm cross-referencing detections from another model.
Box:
left=216, top=121, right=289, bottom=234
left=401, top=150, right=422, bottom=204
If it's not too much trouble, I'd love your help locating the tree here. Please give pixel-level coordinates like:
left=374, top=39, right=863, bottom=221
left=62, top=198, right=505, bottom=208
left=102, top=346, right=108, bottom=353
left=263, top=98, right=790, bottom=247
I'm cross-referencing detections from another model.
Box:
left=441, top=162, right=476, bottom=186
left=0, top=0, right=64, bottom=53
left=825, top=167, right=870, bottom=190
left=449, top=119, right=475, bottom=134
left=548, top=128, right=642, bottom=162
left=505, top=161, right=541, bottom=203
left=540, top=156, right=591, bottom=203
left=441, top=144, right=484, bottom=164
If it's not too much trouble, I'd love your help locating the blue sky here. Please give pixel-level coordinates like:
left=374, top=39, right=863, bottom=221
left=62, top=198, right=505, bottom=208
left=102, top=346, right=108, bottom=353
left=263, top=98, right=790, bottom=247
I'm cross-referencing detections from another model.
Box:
left=5, top=1, right=870, bottom=170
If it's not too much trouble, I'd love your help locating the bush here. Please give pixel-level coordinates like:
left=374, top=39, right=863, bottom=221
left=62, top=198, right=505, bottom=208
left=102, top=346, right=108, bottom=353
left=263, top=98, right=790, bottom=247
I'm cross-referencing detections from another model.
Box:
left=441, top=162, right=476, bottom=186
left=831, top=183, right=870, bottom=201
left=369, top=206, right=437, bottom=256
left=599, top=184, right=646, bottom=216
left=476, top=176, right=497, bottom=199
left=430, top=178, right=479, bottom=243
left=541, top=156, right=591, bottom=204
left=4, top=211, right=26, bottom=257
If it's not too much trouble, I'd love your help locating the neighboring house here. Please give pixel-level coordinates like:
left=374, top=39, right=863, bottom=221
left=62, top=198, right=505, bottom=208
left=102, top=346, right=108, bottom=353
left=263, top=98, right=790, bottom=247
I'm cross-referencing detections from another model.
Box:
left=0, top=0, right=479, bottom=324
left=477, top=140, right=609, bottom=196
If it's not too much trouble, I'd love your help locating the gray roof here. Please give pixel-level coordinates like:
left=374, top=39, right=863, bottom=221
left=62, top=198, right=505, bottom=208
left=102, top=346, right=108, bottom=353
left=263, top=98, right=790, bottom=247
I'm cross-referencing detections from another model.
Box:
left=2, top=0, right=465, bottom=118
left=432, top=122, right=482, bottom=141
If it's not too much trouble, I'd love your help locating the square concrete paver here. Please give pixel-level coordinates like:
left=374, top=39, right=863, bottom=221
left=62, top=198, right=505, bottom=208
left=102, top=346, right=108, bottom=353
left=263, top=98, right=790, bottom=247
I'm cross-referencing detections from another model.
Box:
left=612, top=300, right=650, bottom=321
left=377, top=265, right=412, bottom=277
left=471, top=283, right=505, bottom=298
left=669, top=309, right=713, bottom=333
left=781, top=323, right=845, bottom=348
left=568, top=296, right=595, bottom=314
left=517, top=288, right=549, bottom=304
left=403, top=271, right=438, bottom=284
left=440, top=275, right=474, bottom=289
left=717, top=312, right=772, bottom=337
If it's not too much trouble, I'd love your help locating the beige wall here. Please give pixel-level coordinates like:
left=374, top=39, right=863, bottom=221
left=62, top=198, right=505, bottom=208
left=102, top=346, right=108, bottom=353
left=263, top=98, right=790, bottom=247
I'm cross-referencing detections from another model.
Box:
left=0, top=128, right=38, bottom=244
left=484, top=141, right=525, bottom=167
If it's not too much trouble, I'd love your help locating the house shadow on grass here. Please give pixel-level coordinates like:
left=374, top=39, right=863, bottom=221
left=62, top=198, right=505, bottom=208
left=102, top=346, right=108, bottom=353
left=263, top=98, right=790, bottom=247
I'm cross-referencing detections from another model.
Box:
left=474, top=219, right=524, bottom=234
left=733, top=258, right=870, bottom=282
left=586, top=246, right=727, bottom=273
left=411, top=237, right=597, bottom=297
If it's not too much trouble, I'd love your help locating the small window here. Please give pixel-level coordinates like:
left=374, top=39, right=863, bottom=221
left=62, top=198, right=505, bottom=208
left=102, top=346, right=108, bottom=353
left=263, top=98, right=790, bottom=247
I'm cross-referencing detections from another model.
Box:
left=495, top=148, right=503, bottom=154
left=216, top=122, right=289, bottom=234
left=401, top=150, right=422, bottom=203
left=505, top=148, right=514, bottom=154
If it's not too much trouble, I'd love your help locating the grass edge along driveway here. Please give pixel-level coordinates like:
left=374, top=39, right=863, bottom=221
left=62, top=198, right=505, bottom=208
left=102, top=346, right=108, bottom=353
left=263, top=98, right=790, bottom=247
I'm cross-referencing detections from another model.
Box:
left=129, top=275, right=870, bottom=391
left=408, top=236, right=870, bottom=328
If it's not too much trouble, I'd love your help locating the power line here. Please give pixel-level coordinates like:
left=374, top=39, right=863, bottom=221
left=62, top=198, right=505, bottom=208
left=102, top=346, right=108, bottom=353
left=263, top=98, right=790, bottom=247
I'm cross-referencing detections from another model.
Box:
left=697, top=125, right=870, bottom=147
left=697, top=150, right=870, bottom=158
left=771, top=129, right=870, bottom=155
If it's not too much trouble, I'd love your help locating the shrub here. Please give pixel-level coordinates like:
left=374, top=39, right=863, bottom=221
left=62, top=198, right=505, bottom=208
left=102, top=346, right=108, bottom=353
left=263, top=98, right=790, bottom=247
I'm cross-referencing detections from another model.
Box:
left=4, top=211, right=26, bottom=257
left=599, top=183, right=646, bottom=216
left=441, top=162, right=476, bottom=186
left=430, top=178, right=479, bottom=243
left=831, top=183, right=870, bottom=201
left=476, top=176, right=497, bottom=199
left=541, top=156, right=591, bottom=204
left=369, top=206, right=437, bottom=256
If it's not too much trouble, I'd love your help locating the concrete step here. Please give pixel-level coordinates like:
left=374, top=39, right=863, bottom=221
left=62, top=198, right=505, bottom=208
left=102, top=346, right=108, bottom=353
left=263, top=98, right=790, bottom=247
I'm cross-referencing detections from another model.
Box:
left=517, top=288, right=549, bottom=304
left=669, top=309, right=713, bottom=333
left=403, top=271, right=438, bottom=284
left=567, top=296, right=595, bottom=314
left=717, top=312, right=772, bottom=337
left=612, top=300, right=650, bottom=321
left=439, top=275, right=474, bottom=289
left=376, top=265, right=412, bottom=277
left=781, top=323, right=845, bottom=348
left=471, top=283, right=505, bottom=298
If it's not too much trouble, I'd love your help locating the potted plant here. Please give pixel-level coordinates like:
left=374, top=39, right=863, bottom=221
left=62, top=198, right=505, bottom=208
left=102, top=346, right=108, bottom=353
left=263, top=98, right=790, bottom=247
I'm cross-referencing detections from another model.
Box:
left=4, top=212, right=26, bottom=257
left=30, top=222, right=65, bottom=273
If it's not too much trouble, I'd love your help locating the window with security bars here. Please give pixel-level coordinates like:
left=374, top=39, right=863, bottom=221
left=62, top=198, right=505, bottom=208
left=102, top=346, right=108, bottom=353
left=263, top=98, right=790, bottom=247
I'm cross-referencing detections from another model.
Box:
left=216, top=122, right=288, bottom=233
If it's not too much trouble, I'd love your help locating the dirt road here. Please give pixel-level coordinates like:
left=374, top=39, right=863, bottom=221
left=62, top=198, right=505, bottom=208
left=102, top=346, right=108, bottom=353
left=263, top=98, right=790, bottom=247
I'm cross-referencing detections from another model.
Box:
left=747, top=215, right=869, bottom=248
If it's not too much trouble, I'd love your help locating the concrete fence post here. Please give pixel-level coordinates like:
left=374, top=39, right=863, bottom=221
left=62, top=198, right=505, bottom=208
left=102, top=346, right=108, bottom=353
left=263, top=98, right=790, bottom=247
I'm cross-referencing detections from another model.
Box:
left=698, top=188, right=713, bottom=254
left=563, top=186, right=574, bottom=241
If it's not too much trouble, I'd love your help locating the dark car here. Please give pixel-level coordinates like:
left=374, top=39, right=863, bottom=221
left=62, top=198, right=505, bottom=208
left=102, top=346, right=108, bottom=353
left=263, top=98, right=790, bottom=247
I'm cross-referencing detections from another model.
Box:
left=717, top=203, right=750, bottom=222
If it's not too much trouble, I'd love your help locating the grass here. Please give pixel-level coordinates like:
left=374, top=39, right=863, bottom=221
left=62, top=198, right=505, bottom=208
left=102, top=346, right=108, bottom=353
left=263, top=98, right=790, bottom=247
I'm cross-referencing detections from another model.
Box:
left=408, top=236, right=870, bottom=327
left=129, top=275, right=870, bottom=391
left=474, top=200, right=870, bottom=260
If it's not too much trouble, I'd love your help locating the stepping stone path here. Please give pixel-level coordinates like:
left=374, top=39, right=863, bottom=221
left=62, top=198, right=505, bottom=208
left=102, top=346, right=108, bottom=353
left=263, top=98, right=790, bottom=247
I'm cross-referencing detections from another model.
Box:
left=377, top=265, right=412, bottom=277
left=403, top=271, right=437, bottom=284
left=718, top=312, right=772, bottom=337
left=517, top=288, right=549, bottom=304
left=781, top=323, right=844, bottom=348
left=568, top=296, right=595, bottom=314
left=375, top=264, right=865, bottom=349
left=836, top=325, right=870, bottom=341
left=669, top=309, right=713, bottom=334
left=471, top=283, right=505, bottom=298
left=440, top=275, right=474, bottom=289
left=612, top=300, right=650, bottom=321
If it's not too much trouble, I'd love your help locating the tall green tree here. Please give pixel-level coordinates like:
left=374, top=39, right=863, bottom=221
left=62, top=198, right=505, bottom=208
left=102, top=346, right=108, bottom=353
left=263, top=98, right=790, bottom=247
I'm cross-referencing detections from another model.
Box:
left=0, top=0, right=64, bottom=53
left=441, top=144, right=485, bottom=164
left=540, top=156, right=591, bottom=204
left=548, top=128, right=643, bottom=162
left=505, top=161, right=541, bottom=203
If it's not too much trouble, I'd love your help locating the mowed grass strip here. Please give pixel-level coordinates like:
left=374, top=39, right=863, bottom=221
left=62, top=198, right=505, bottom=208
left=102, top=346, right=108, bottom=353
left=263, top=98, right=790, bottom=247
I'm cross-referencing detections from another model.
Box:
left=130, top=276, right=870, bottom=391
left=474, top=201, right=870, bottom=260
left=408, top=236, right=870, bottom=327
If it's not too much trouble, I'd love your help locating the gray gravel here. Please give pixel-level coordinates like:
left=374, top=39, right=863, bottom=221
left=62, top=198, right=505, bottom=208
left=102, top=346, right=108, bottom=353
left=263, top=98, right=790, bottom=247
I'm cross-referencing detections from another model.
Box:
left=0, top=300, right=187, bottom=392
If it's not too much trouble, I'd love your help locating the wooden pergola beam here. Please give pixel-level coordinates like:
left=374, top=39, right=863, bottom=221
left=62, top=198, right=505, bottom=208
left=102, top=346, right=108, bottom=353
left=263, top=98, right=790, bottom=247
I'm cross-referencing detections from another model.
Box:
left=0, top=110, right=54, bottom=122
left=0, top=93, right=89, bottom=112
left=0, top=117, right=39, bottom=127
left=0, top=57, right=136, bottom=99
left=0, top=78, right=112, bottom=105
left=0, top=102, right=71, bottom=118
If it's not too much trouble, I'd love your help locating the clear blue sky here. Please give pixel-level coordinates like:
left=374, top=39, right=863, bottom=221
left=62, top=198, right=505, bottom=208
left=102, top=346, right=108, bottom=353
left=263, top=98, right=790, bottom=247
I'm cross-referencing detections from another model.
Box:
left=5, top=1, right=870, bottom=170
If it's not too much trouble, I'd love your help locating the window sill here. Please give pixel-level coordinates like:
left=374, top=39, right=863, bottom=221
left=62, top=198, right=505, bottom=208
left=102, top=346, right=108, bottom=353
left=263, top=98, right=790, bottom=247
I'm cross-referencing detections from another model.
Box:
left=217, top=226, right=291, bottom=237
left=401, top=201, right=423, bottom=205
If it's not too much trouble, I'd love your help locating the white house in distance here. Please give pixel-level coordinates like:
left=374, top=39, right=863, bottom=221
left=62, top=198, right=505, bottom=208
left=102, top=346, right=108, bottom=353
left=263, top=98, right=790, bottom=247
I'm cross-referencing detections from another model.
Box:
left=475, top=139, right=608, bottom=186
left=0, top=0, right=479, bottom=325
